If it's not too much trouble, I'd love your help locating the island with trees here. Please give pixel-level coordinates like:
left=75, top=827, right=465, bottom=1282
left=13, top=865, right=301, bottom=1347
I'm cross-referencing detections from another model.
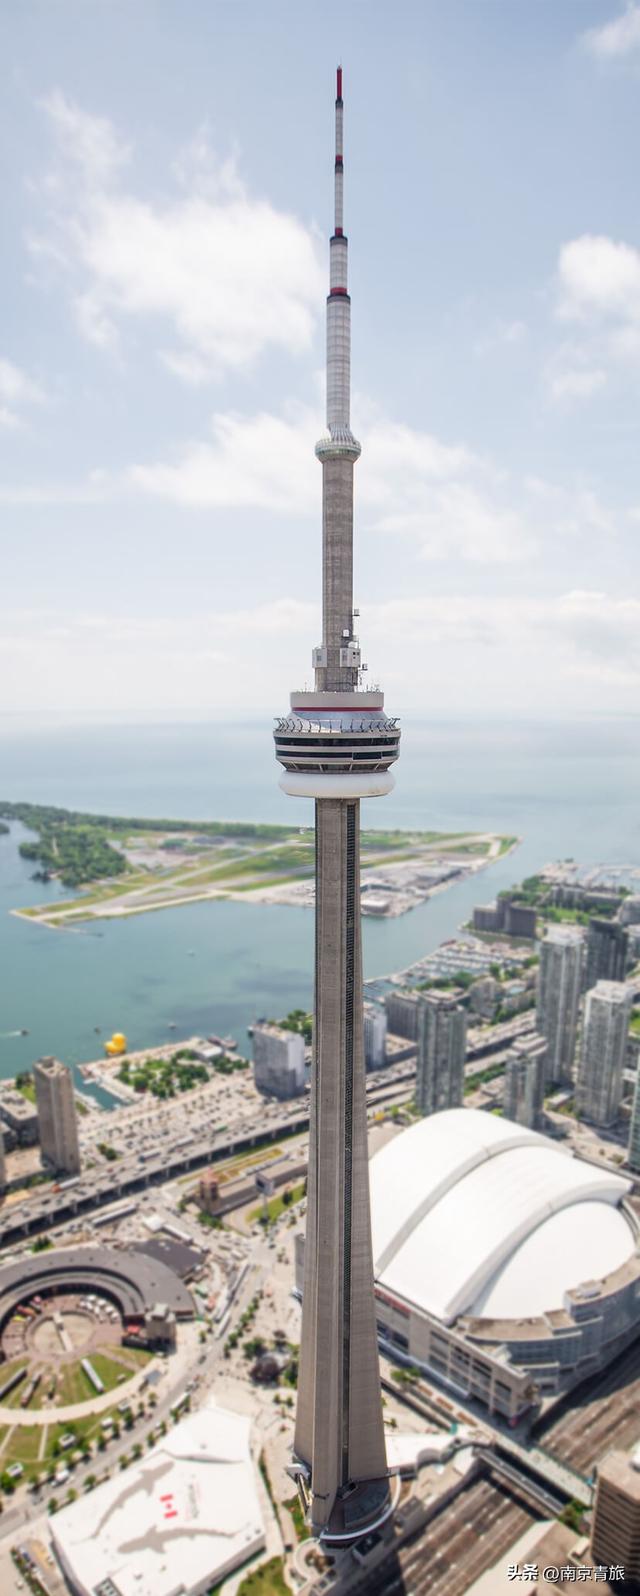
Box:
left=0, top=800, right=518, bottom=928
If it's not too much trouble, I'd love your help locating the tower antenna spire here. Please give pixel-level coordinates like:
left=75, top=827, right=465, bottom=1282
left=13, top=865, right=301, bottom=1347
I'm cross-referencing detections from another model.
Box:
left=335, top=65, right=343, bottom=237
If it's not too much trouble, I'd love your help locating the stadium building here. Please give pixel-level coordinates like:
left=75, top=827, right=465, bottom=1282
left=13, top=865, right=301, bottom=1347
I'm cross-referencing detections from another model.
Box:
left=296, top=1109, right=640, bottom=1422
left=370, top=1111, right=640, bottom=1419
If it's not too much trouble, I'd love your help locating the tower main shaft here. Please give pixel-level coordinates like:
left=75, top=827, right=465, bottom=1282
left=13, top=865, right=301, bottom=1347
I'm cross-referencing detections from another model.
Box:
left=274, top=69, right=400, bottom=1541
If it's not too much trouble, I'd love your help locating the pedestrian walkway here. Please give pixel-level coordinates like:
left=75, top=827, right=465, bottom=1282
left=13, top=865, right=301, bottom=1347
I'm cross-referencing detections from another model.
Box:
left=497, top=1432, right=593, bottom=1506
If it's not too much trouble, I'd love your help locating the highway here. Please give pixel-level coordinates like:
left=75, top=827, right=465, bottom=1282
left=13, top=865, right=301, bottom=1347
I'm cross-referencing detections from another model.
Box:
left=0, top=1065, right=416, bottom=1248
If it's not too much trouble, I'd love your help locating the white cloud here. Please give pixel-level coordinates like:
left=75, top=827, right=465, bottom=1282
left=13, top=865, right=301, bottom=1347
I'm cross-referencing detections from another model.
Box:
left=131, top=405, right=317, bottom=512
left=473, top=319, right=527, bottom=357
left=547, top=359, right=607, bottom=403
left=552, top=589, right=640, bottom=682
left=32, top=92, right=324, bottom=375
left=364, top=589, right=640, bottom=697
left=0, top=469, right=111, bottom=506
left=550, top=234, right=640, bottom=395
left=558, top=234, right=640, bottom=324
left=4, top=589, right=639, bottom=716
left=40, top=90, right=130, bottom=185
left=0, top=602, right=319, bottom=716
left=0, top=358, right=46, bottom=428
left=583, top=5, right=640, bottom=58
left=131, top=403, right=537, bottom=564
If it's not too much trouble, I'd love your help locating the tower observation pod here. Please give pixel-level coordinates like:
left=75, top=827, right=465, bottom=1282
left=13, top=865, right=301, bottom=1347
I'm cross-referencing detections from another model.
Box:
left=273, top=69, right=399, bottom=1542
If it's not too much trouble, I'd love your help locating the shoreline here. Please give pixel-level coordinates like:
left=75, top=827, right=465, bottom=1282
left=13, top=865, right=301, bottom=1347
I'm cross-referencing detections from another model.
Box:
left=11, top=833, right=521, bottom=931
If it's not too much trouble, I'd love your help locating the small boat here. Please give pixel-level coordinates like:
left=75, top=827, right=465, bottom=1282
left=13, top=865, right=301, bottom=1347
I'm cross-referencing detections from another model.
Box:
left=168, top=1022, right=177, bottom=1030
left=20, top=1029, right=29, bottom=1036
left=94, top=1027, right=101, bottom=1034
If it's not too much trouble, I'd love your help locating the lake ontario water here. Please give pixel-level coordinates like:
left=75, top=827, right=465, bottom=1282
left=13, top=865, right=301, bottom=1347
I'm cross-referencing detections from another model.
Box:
left=1, top=715, right=639, bottom=1094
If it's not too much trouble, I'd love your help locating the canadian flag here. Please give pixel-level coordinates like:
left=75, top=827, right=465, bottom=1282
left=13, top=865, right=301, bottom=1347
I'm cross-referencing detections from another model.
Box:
left=159, top=1493, right=178, bottom=1520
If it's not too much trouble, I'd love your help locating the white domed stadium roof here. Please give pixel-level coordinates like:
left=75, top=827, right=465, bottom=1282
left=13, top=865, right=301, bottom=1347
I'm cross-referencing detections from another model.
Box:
left=369, top=1109, right=635, bottom=1325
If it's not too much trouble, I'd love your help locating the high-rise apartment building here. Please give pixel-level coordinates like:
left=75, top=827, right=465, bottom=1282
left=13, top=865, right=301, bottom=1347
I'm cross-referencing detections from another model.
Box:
left=384, top=989, right=421, bottom=1041
left=363, top=1003, right=387, bottom=1071
left=628, top=1069, right=640, bottom=1174
left=585, top=918, right=628, bottom=994
left=503, top=1032, right=547, bottom=1129
left=416, top=992, right=466, bottom=1117
left=536, top=925, right=584, bottom=1085
left=468, top=976, right=500, bottom=1019
left=472, top=898, right=536, bottom=939
left=619, top=895, right=640, bottom=927
left=591, top=1448, right=640, bottom=1582
left=33, top=1056, right=80, bottom=1175
left=273, top=72, right=399, bottom=1539
left=576, top=981, right=632, bottom=1127
left=252, top=1024, right=307, bottom=1099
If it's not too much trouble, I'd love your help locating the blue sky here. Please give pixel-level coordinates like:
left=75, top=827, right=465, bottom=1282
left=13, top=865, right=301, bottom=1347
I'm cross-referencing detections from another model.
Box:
left=1, top=0, right=639, bottom=719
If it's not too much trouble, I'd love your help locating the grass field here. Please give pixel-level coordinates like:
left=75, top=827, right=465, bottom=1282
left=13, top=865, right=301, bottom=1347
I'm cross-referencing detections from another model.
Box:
left=2, top=1425, right=41, bottom=1464
left=250, top=1181, right=306, bottom=1225
left=0, top=1401, right=132, bottom=1484
left=236, top=1558, right=291, bottom=1596
left=106, top=1344, right=152, bottom=1370
left=90, top=1350, right=139, bottom=1388
left=0, top=1345, right=151, bottom=1416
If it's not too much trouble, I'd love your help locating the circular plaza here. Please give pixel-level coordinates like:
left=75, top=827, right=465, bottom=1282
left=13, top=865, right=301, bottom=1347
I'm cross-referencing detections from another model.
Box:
left=0, top=1244, right=193, bottom=1418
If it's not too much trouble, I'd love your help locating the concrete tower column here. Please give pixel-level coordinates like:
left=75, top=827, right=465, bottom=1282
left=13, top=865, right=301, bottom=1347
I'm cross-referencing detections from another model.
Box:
left=294, top=799, right=388, bottom=1520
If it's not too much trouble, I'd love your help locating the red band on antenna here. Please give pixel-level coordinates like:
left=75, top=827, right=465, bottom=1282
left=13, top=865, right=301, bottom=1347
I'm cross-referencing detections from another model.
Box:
left=337, top=66, right=343, bottom=100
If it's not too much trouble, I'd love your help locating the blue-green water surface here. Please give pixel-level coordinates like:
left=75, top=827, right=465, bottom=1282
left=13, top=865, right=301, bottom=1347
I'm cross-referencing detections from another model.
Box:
left=0, top=716, right=638, bottom=1087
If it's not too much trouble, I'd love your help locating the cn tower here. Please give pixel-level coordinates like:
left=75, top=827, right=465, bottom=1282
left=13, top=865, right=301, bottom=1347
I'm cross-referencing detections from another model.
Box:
left=274, top=69, right=400, bottom=1541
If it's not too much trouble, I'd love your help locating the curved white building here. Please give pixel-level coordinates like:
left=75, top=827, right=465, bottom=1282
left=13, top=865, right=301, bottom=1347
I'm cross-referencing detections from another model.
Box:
left=368, top=1110, right=640, bottom=1419
left=51, top=1404, right=265, bottom=1596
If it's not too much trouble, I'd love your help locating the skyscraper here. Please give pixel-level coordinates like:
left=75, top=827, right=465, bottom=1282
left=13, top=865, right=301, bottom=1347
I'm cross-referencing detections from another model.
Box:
left=252, top=1023, right=307, bottom=1099
left=384, top=988, right=421, bottom=1041
left=363, top=1002, right=387, bottom=1071
left=628, top=1069, right=640, bottom=1174
left=416, top=991, right=466, bottom=1117
left=585, top=917, right=628, bottom=993
left=576, top=980, right=632, bottom=1127
left=619, top=895, right=640, bottom=927
left=536, top=925, right=583, bottom=1085
left=274, top=70, right=399, bottom=1540
left=591, top=1448, right=640, bottom=1584
left=503, top=1032, right=547, bottom=1129
left=33, top=1056, right=81, bottom=1175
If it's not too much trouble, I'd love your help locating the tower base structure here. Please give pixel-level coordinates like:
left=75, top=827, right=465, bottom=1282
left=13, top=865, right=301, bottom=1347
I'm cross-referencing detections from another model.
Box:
left=291, top=1460, right=394, bottom=1545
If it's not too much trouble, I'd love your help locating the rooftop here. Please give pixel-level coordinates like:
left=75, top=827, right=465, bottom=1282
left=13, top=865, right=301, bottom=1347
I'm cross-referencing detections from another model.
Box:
left=369, top=1109, right=635, bottom=1325
left=597, top=1448, right=640, bottom=1500
left=50, top=1403, right=265, bottom=1596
